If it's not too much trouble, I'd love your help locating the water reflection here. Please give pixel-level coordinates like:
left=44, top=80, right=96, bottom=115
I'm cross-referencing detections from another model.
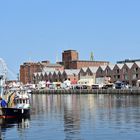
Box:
left=2, top=94, right=140, bottom=140
left=31, top=94, right=140, bottom=140
left=0, top=117, right=30, bottom=140
left=63, top=95, right=81, bottom=140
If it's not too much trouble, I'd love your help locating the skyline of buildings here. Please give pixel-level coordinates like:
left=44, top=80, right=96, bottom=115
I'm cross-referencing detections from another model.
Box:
left=19, top=49, right=140, bottom=87
left=20, top=50, right=109, bottom=84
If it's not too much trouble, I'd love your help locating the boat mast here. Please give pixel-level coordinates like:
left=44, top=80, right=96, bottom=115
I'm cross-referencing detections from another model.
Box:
left=0, top=75, right=4, bottom=97
left=0, top=58, right=7, bottom=98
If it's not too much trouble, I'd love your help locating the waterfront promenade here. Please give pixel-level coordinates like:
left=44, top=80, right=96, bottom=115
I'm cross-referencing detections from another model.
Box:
left=32, top=88, right=140, bottom=95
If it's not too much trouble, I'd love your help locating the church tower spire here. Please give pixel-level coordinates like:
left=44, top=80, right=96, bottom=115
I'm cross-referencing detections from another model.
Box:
left=90, top=51, right=94, bottom=61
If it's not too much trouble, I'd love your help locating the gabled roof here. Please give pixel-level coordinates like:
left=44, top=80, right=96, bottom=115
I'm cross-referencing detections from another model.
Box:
left=38, top=72, right=41, bottom=76
left=100, top=65, right=107, bottom=70
left=34, top=73, right=38, bottom=76
left=46, top=71, right=50, bottom=75
left=64, top=69, right=80, bottom=75
left=135, top=62, right=140, bottom=67
left=116, top=64, right=123, bottom=69
left=125, top=63, right=133, bottom=69
left=81, top=67, right=88, bottom=72
left=50, top=71, right=54, bottom=75
left=42, top=72, right=46, bottom=76
left=54, top=71, right=59, bottom=74
left=46, top=63, right=62, bottom=67
left=58, top=70, right=64, bottom=75
left=88, top=67, right=98, bottom=73
left=107, top=64, right=115, bottom=70
left=42, top=67, right=56, bottom=73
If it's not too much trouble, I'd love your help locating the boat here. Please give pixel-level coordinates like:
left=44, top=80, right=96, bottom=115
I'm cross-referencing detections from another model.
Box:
left=0, top=58, right=30, bottom=118
left=0, top=89, right=31, bottom=118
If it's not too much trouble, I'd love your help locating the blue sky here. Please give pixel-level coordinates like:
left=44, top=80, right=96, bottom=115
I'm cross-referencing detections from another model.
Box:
left=0, top=0, right=140, bottom=79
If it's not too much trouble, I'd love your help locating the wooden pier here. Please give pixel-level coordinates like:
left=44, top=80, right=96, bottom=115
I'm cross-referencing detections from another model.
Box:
left=32, top=88, right=140, bottom=95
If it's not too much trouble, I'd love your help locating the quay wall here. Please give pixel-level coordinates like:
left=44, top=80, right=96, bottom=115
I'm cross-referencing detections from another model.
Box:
left=32, top=89, right=140, bottom=95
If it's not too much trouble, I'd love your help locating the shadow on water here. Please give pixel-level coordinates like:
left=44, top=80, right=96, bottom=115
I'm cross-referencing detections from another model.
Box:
left=0, top=116, right=30, bottom=140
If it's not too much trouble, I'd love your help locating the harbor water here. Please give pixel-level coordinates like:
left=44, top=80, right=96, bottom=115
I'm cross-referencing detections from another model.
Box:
left=1, top=94, right=140, bottom=140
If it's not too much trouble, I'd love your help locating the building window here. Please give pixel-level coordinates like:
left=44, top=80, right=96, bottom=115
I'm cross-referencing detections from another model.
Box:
left=132, top=74, right=138, bottom=79
left=106, top=69, right=109, bottom=74
left=114, top=75, right=116, bottom=79
left=124, top=74, right=128, bottom=80
left=100, top=69, right=103, bottom=74
left=116, top=69, right=119, bottom=74
left=123, top=68, right=128, bottom=73
left=117, top=75, right=120, bottom=79
left=134, top=67, right=138, bottom=73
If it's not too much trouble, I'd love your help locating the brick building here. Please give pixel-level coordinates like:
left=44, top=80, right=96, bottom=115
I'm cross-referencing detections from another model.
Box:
left=59, top=50, right=109, bottom=69
left=33, top=69, right=80, bottom=84
left=20, top=61, right=64, bottom=84
left=59, top=50, right=79, bottom=69
left=20, top=50, right=109, bottom=84
left=68, top=60, right=109, bottom=69
left=96, top=62, right=140, bottom=86
left=20, top=62, right=43, bottom=84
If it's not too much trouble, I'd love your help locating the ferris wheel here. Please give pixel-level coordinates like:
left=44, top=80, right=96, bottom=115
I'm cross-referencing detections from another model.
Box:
left=0, top=58, right=8, bottom=81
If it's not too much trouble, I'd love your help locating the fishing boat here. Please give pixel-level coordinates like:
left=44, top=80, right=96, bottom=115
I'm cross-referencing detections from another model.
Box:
left=0, top=58, right=31, bottom=118
left=0, top=89, right=31, bottom=118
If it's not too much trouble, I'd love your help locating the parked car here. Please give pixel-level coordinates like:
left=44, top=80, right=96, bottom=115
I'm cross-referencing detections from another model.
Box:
left=102, top=83, right=115, bottom=89
left=72, top=84, right=89, bottom=89
left=92, top=84, right=100, bottom=89
left=115, top=81, right=125, bottom=89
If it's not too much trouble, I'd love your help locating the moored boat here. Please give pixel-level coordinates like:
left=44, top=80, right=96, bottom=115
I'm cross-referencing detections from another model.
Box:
left=0, top=107, right=30, bottom=118
left=0, top=59, right=31, bottom=118
left=0, top=89, right=31, bottom=118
